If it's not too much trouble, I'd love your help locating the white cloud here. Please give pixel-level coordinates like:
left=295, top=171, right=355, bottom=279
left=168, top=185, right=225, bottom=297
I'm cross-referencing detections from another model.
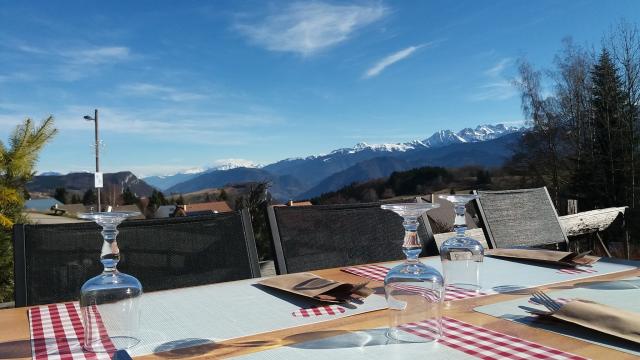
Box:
left=235, top=2, right=387, bottom=55
left=120, top=82, right=207, bottom=102
left=483, top=57, right=512, bottom=77
left=470, top=81, right=517, bottom=101
left=363, top=44, right=425, bottom=79
left=470, top=58, right=517, bottom=102
left=9, top=43, right=132, bottom=81
left=63, top=46, right=131, bottom=64
left=51, top=105, right=285, bottom=146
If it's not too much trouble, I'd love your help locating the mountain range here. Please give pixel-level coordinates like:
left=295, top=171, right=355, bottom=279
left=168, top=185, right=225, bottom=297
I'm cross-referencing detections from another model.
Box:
left=150, top=124, right=524, bottom=200
left=30, top=124, right=522, bottom=201
left=28, top=171, right=155, bottom=197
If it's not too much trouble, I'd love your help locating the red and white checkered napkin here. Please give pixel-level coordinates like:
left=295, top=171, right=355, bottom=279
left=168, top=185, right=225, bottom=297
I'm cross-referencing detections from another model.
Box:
left=29, top=302, right=115, bottom=360
left=401, top=317, right=587, bottom=360
left=342, top=264, right=388, bottom=282
left=291, top=305, right=346, bottom=317
left=341, top=264, right=488, bottom=301
left=557, top=267, right=598, bottom=275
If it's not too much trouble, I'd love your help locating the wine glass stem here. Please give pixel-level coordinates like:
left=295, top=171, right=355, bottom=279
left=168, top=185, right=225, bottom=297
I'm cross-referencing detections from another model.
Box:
left=454, top=204, right=467, bottom=237
left=100, top=226, right=120, bottom=272
left=402, top=218, right=421, bottom=262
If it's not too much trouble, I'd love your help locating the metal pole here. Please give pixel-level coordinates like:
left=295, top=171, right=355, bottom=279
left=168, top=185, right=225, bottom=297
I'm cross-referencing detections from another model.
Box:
left=95, top=109, right=101, bottom=212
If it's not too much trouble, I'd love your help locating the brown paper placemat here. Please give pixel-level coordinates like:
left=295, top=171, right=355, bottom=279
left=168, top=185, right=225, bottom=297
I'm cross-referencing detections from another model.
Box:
left=485, top=248, right=599, bottom=267
left=258, top=273, right=372, bottom=303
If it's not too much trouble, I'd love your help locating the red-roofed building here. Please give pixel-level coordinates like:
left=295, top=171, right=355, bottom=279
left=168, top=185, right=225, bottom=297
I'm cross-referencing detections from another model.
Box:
left=155, top=201, right=233, bottom=218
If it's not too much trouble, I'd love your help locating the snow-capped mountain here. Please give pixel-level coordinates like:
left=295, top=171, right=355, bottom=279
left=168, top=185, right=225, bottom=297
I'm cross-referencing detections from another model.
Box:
left=143, top=159, right=261, bottom=190
left=146, top=123, right=523, bottom=193
left=323, top=124, right=521, bottom=158
left=211, top=159, right=261, bottom=171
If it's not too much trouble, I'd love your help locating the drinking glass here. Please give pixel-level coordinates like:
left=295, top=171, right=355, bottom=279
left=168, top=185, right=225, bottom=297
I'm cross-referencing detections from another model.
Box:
left=380, top=203, right=444, bottom=343
left=438, top=195, right=483, bottom=292
left=77, top=211, right=143, bottom=352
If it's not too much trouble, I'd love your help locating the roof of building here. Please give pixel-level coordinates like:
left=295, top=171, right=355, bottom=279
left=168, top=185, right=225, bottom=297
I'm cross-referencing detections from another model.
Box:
left=287, top=201, right=313, bottom=206
left=185, top=201, right=233, bottom=213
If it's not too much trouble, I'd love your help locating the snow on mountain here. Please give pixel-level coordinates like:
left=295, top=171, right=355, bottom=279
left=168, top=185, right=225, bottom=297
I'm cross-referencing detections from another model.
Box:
left=320, top=124, right=521, bottom=159
left=457, top=124, right=519, bottom=142
left=424, top=130, right=468, bottom=147
left=147, top=123, right=522, bottom=187
left=38, top=171, right=62, bottom=176
left=210, top=159, right=261, bottom=171
left=143, top=159, right=261, bottom=190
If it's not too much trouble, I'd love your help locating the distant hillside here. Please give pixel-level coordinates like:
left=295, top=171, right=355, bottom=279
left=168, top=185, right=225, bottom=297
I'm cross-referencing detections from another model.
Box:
left=143, top=172, right=201, bottom=191
left=296, top=133, right=519, bottom=199
left=299, top=157, right=411, bottom=199
left=166, top=167, right=305, bottom=201
left=27, top=171, right=154, bottom=197
left=312, top=165, right=456, bottom=204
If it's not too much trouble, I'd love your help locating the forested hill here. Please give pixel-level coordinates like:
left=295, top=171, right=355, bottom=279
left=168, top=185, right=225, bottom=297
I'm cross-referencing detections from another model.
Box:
left=311, top=166, right=494, bottom=204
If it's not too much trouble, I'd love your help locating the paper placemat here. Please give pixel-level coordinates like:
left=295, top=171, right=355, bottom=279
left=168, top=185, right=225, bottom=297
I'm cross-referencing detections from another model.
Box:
left=118, top=278, right=388, bottom=357
left=342, top=257, right=637, bottom=296
left=474, top=277, right=640, bottom=356
left=235, top=317, right=586, bottom=360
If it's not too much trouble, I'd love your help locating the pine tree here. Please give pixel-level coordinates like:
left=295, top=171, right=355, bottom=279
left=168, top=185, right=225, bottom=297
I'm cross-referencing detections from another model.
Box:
left=70, top=193, right=82, bottom=204
left=218, top=189, right=228, bottom=201
left=590, top=49, right=628, bottom=206
left=53, top=187, right=68, bottom=204
left=0, top=116, right=57, bottom=302
left=82, top=189, right=97, bottom=205
left=122, top=187, right=137, bottom=205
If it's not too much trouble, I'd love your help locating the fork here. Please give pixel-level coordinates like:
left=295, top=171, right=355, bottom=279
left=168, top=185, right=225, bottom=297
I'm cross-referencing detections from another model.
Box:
left=531, top=291, right=562, bottom=312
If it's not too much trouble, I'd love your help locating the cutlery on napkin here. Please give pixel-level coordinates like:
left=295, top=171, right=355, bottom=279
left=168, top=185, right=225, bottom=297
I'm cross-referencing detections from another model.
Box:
left=485, top=248, right=600, bottom=267
left=258, top=273, right=373, bottom=303
left=524, top=291, right=640, bottom=344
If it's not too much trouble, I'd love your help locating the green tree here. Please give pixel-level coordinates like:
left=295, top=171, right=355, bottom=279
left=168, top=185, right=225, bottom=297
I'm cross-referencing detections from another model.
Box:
left=218, top=189, right=228, bottom=201
left=53, top=187, right=68, bottom=204
left=475, top=169, right=492, bottom=187
left=235, top=182, right=272, bottom=260
left=175, top=194, right=185, bottom=205
left=589, top=49, right=628, bottom=207
left=146, top=189, right=168, bottom=217
left=70, top=193, right=82, bottom=204
left=122, top=187, right=137, bottom=205
left=82, top=189, right=97, bottom=205
left=0, top=116, right=57, bottom=302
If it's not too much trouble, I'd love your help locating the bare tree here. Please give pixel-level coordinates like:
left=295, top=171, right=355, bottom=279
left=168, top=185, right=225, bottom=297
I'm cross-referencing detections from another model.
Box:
left=513, top=60, right=566, bottom=205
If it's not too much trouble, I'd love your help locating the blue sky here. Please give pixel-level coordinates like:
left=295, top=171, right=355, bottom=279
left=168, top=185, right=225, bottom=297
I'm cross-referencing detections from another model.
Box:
left=1, top=0, right=639, bottom=176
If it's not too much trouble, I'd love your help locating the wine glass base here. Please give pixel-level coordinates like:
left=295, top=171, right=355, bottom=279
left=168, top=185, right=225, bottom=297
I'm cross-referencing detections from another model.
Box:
left=447, top=283, right=481, bottom=292
left=386, top=326, right=440, bottom=343
left=84, top=336, right=140, bottom=352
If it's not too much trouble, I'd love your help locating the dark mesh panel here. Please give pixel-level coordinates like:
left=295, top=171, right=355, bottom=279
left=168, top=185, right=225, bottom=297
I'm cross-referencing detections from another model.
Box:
left=22, top=212, right=255, bottom=305
left=273, top=203, right=433, bottom=273
left=477, top=188, right=567, bottom=249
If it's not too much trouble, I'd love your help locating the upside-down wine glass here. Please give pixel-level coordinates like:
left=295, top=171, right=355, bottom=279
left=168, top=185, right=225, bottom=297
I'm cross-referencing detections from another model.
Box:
left=438, top=195, right=483, bottom=293
left=380, top=202, right=444, bottom=343
left=77, top=211, right=143, bottom=352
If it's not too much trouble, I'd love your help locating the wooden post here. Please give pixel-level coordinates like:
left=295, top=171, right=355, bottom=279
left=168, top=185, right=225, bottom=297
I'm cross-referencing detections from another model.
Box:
left=567, top=199, right=578, bottom=215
